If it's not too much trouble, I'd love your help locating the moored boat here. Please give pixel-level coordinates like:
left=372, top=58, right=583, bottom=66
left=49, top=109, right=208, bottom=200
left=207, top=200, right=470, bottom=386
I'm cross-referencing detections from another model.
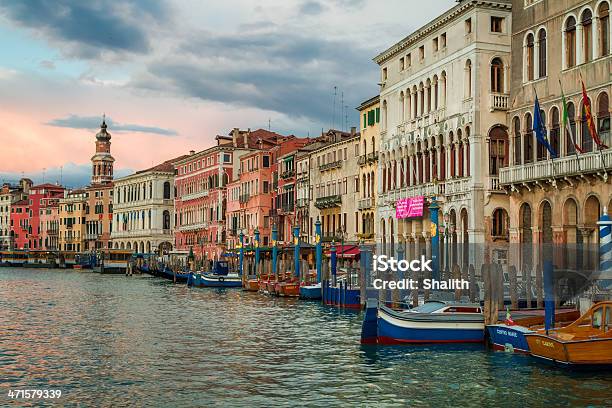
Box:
left=277, top=280, right=300, bottom=297
left=486, top=309, right=580, bottom=353
left=188, top=272, right=242, bottom=288
left=524, top=301, right=612, bottom=368
left=300, top=282, right=322, bottom=300
left=93, top=250, right=132, bottom=274
left=244, top=278, right=259, bottom=291
left=361, top=298, right=484, bottom=345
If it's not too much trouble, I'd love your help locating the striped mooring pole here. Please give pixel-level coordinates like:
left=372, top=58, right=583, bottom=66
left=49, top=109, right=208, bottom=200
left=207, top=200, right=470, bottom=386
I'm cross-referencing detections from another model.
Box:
left=597, top=207, right=611, bottom=273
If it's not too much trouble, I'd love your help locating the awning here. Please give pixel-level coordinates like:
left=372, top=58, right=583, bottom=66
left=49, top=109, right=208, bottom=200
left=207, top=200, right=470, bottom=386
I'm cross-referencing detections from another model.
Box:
left=324, top=245, right=360, bottom=259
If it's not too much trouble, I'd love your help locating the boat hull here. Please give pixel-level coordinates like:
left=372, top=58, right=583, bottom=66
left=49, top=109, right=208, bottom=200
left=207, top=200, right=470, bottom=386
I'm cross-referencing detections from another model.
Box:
left=244, top=279, right=259, bottom=291
left=525, top=334, right=612, bottom=367
left=188, top=273, right=242, bottom=288
left=486, top=324, right=532, bottom=353
left=300, top=284, right=322, bottom=300
left=278, top=282, right=300, bottom=297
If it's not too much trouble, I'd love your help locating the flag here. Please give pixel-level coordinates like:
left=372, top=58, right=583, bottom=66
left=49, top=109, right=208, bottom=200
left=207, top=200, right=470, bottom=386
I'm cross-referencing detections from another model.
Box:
left=505, top=306, right=515, bottom=326
left=533, top=94, right=557, bottom=158
left=560, top=81, right=584, bottom=154
left=581, top=79, right=608, bottom=149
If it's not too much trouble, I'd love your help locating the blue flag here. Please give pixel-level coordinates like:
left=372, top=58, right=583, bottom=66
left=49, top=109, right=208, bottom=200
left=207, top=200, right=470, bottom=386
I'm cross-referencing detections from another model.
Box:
left=534, top=95, right=557, bottom=158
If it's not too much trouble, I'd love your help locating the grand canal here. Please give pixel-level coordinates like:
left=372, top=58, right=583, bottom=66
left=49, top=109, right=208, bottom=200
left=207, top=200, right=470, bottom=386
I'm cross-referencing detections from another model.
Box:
left=1, top=269, right=611, bottom=407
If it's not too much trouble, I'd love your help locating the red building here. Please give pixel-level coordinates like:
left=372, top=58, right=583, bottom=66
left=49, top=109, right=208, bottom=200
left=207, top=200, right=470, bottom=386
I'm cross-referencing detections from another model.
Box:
left=10, top=200, right=29, bottom=249
left=174, top=128, right=282, bottom=261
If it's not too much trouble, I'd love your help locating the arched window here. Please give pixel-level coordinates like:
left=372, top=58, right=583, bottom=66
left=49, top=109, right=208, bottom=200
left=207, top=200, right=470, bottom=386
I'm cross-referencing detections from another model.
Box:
left=465, top=60, right=472, bottom=98
left=513, top=116, right=522, bottom=164
left=492, top=208, right=509, bottom=240
left=426, top=79, right=432, bottom=113
left=163, top=210, right=170, bottom=230
left=382, top=100, right=388, bottom=130
left=524, top=113, right=533, bottom=163
left=582, top=9, right=593, bottom=63
left=581, top=100, right=593, bottom=152
left=598, top=92, right=610, bottom=147
left=538, top=29, right=547, bottom=77
left=599, top=2, right=610, bottom=56
left=566, top=102, right=577, bottom=155
left=489, top=126, right=508, bottom=175
left=163, top=181, right=171, bottom=199
left=526, top=33, right=535, bottom=81
left=491, top=58, right=504, bottom=93
left=566, top=16, right=577, bottom=68
left=550, top=106, right=560, bottom=156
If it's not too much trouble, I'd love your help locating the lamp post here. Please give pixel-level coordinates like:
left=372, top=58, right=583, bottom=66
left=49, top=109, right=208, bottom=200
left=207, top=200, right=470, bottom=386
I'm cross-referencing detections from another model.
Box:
left=315, top=218, right=322, bottom=283
left=238, top=230, right=244, bottom=276
left=293, top=224, right=300, bottom=279
left=254, top=228, right=260, bottom=277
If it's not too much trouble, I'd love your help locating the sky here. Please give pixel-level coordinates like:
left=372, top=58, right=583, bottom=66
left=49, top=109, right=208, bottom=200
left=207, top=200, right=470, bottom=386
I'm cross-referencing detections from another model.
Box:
left=0, top=0, right=456, bottom=188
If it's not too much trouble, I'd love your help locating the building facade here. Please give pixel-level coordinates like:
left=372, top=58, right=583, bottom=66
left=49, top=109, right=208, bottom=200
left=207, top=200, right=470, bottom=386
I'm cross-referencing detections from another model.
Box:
left=375, top=0, right=512, bottom=268
left=27, top=183, right=65, bottom=250
left=0, top=178, right=31, bottom=250
left=309, top=129, right=361, bottom=243
left=357, top=96, right=380, bottom=243
left=111, top=158, right=183, bottom=253
left=58, top=190, right=87, bottom=252
left=501, top=0, right=611, bottom=272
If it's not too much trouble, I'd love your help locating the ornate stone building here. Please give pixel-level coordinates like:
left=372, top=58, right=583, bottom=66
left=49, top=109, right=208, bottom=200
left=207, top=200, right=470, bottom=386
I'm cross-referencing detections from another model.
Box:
left=375, top=0, right=512, bottom=268
left=501, top=0, right=611, bottom=272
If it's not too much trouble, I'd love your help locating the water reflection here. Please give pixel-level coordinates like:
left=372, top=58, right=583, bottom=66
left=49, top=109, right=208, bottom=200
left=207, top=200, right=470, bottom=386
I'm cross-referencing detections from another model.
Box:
left=1, top=269, right=610, bottom=407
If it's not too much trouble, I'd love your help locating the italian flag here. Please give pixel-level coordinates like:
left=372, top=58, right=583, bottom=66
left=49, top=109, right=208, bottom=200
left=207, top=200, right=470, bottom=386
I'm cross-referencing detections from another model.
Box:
left=560, top=82, right=584, bottom=154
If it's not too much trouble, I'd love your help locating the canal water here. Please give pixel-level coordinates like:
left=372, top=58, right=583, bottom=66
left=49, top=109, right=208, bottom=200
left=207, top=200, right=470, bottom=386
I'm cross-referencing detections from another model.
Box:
left=1, top=269, right=611, bottom=407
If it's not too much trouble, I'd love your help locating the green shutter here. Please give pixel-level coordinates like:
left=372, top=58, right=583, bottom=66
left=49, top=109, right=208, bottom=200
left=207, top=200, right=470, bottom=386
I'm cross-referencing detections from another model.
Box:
left=375, top=107, right=380, bottom=123
left=363, top=113, right=367, bottom=129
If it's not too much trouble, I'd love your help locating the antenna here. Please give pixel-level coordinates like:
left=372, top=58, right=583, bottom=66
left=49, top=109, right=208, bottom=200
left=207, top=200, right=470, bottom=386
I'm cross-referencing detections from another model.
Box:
left=341, top=91, right=344, bottom=131
left=268, top=118, right=271, bottom=131
left=332, top=86, right=337, bottom=130
left=345, top=105, right=349, bottom=133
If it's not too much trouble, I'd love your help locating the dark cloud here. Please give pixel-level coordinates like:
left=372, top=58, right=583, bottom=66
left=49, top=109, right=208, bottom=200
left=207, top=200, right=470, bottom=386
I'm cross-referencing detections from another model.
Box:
left=46, top=115, right=177, bottom=136
left=0, top=0, right=168, bottom=57
left=299, top=1, right=325, bottom=15
left=137, top=29, right=379, bottom=124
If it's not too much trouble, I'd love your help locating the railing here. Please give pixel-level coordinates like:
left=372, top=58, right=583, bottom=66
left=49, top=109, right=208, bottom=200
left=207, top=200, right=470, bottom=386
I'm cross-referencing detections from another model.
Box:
left=444, top=177, right=471, bottom=195
left=280, top=169, right=295, bottom=179
left=499, top=150, right=612, bottom=185
left=296, top=198, right=309, bottom=208
left=296, top=172, right=309, bottom=182
left=178, top=221, right=210, bottom=232
left=278, top=203, right=294, bottom=213
left=358, top=197, right=375, bottom=210
left=239, top=194, right=250, bottom=204
left=315, top=195, right=342, bottom=209
left=85, top=233, right=99, bottom=240
left=181, top=190, right=209, bottom=201
left=358, top=155, right=367, bottom=166
left=489, top=92, right=510, bottom=111
left=381, top=182, right=442, bottom=206
left=319, top=160, right=343, bottom=172
left=111, top=229, right=173, bottom=239
left=367, top=152, right=379, bottom=163
left=489, top=176, right=503, bottom=191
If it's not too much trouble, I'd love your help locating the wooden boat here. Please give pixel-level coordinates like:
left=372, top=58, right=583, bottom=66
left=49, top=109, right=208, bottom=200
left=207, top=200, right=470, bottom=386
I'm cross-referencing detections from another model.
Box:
left=524, top=301, right=612, bottom=367
left=188, top=272, right=242, bottom=288
left=244, top=278, right=259, bottom=291
left=277, top=280, right=300, bottom=297
left=300, top=282, right=322, bottom=300
left=361, top=298, right=484, bottom=345
left=486, top=309, right=581, bottom=353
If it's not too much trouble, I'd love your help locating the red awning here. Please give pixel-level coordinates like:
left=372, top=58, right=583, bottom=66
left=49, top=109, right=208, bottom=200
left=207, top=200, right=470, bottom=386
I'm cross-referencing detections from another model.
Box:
left=324, top=245, right=360, bottom=258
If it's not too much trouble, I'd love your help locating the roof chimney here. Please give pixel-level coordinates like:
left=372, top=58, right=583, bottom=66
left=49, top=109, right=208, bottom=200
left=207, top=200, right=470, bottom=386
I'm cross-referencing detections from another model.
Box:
left=189, top=150, right=195, bottom=155
left=232, top=128, right=239, bottom=147
left=244, top=128, right=250, bottom=148
left=350, top=126, right=356, bottom=136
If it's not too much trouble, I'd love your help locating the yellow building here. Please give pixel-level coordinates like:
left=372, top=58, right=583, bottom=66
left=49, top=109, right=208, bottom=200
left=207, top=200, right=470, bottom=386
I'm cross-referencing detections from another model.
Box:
left=356, top=96, right=380, bottom=243
left=58, top=189, right=87, bottom=252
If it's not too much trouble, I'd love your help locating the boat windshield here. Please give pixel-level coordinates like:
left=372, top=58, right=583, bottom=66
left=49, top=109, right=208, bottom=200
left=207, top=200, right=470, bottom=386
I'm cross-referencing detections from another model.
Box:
left=410, top=301, right=446, bottom=313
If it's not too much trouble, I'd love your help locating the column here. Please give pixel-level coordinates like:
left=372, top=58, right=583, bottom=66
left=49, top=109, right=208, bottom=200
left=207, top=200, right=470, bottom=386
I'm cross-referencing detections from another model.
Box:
left=534, top=40, right=540, bottom=79
left=577, top=24, right=584, bottom=64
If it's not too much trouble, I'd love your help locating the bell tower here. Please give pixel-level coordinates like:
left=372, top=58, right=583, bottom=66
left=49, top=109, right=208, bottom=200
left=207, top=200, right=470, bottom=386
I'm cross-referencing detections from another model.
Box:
left=91, top=115, right=115, bottom=185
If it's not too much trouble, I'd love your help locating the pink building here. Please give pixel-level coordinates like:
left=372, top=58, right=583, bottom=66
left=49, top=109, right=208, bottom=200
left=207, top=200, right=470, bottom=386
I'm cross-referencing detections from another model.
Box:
left=174, top=128, right=281, bottom=261
left=28, top=184, right=64, bottom=250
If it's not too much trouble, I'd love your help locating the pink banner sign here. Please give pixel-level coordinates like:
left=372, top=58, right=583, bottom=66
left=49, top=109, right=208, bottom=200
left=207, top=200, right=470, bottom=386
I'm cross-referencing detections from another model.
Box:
left=396, top=196, right=425, bottom=219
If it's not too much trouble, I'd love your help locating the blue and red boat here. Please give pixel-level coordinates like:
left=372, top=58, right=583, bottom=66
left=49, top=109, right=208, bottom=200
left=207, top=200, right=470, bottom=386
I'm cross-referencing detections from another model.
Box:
left=361, top=298, right=484, bottom=345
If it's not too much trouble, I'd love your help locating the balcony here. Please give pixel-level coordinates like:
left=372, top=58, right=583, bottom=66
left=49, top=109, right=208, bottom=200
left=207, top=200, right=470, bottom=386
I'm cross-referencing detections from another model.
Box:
left=444, top=177, right=471, bottom=196
left=239, top=194, right=250, bottom=204
left=489, top=176, right=503, bottom=192
left=296, top=198, right=309, bottom=208
left=489, top=92, right=509, bottom=111
left=278, top=203, right=295, bottom=214
left=319, top=160, right=342, bottom=172
left=178, top=221, right=210, bottom=232
left=85, top=233, right=100, bottom=241
left=358, top=197, right=375, bottom=210
left=499, top=150, right=612, bottom=187
left=358, top=155, right=367, bottom=166
left=280, top=169, right=295, bottom=179
left=315, top=195, right=342, bottom=209
left=296, top=173, right=309, bottom=183
left=367, top=152, right=379, bottom=163
left=181, top=190, right=209, bottom=202
left=381, top=182, right=442, bottom=207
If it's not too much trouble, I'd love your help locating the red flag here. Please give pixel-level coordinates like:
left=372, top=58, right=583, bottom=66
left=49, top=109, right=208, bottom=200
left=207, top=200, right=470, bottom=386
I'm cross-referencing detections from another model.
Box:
left=581, top=80, right=609, bottom=149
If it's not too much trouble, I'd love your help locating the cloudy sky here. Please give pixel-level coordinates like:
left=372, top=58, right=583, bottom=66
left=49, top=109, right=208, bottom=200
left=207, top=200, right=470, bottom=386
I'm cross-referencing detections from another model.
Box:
left=0, top=0, right=455, bottom=187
